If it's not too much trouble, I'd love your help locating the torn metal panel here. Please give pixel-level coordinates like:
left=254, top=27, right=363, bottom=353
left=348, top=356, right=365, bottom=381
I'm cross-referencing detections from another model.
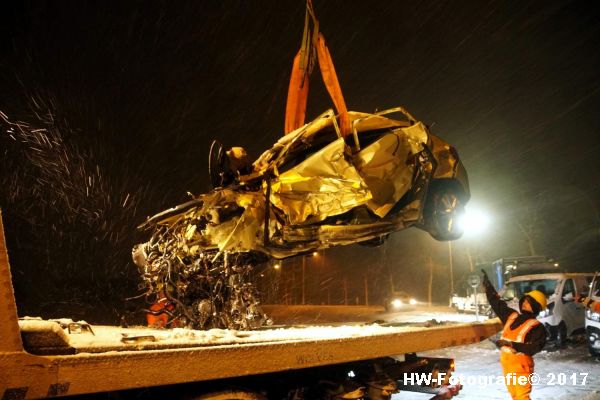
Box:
left=348, top=111, right=410, bottom=132
left=253, top=109, right=337, bottom=173
left=429, top=134, right=459, bottom=180
left=353, top=122, right=429, bottom=218
left=270, top=137, right=372, bottom=225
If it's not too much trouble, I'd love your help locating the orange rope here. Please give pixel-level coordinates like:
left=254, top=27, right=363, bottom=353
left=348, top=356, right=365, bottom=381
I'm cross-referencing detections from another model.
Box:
left=284, top=51, right=310, bottom=134
left=316, top=33, right=350, bottom=136
left=284, top=1, right=350, bottom=136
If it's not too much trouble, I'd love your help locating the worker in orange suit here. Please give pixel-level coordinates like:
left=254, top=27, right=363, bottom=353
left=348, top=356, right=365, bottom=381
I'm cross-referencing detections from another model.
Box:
left=482, top=270, right=547, bottom=400
left=146, top=292, right=176, bottom=328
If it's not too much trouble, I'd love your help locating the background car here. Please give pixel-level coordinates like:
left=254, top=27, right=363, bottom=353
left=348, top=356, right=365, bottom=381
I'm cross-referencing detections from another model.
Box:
left=384, top=291, right=419, bottom=312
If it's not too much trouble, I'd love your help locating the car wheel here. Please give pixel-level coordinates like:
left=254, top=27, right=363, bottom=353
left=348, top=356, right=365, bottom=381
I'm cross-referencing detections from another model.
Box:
left=423, top=183, right=466, bottom=241
left=589, top=346, right=600, bottom=358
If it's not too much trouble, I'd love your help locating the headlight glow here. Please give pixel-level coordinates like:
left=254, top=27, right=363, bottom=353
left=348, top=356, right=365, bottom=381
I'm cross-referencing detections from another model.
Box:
left=392, top=299, right=402, bottom=308
left=409, top=298, right=417, bottom=305
left=587, top=309, right=600, bottom=322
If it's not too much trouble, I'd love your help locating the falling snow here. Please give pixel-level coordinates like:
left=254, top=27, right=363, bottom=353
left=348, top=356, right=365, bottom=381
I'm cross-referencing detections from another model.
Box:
left=1, top=0, right=599, bottom=333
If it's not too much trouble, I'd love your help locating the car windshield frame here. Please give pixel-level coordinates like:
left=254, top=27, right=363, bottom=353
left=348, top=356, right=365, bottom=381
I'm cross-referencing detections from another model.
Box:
left=502, top=279, right=559, bottom=301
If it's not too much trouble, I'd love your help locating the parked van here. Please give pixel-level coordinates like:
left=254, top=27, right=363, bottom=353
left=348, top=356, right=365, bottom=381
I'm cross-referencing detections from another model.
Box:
left=499, top=273, right=594, bottom=346
left=585, top=273, right=600, bottom=356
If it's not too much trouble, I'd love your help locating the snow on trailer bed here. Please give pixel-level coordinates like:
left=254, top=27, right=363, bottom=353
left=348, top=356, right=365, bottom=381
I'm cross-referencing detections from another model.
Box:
left=19, top=317, right=500, bottom=354
left=8, top=317, right=501, bottom=398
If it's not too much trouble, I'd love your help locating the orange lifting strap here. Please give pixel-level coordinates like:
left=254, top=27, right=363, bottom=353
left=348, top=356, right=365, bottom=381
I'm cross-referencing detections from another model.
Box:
left=284, top=0, right=350, bottom=136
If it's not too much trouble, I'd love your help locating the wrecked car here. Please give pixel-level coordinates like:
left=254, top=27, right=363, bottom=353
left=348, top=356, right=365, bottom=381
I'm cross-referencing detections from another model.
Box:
left=133, top=107, right=469, bottom=329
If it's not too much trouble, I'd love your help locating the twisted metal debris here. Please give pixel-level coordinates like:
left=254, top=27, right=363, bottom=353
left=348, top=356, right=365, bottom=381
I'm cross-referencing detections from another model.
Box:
left=133, top=204, right=271, bottom=330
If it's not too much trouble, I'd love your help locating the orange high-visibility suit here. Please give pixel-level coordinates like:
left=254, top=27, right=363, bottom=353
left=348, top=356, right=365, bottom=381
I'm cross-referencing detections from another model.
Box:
left=499, top=312, right=540, bottom=399
left=482, top=271, right=547, bottom=400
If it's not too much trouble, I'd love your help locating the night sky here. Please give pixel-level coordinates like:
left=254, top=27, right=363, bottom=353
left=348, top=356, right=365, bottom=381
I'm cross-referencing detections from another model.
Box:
left=1, top=1, right=599, bottom=322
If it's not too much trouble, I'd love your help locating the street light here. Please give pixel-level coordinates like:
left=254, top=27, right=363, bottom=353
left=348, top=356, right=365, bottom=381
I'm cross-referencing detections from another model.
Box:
left=457, top=207, right=491, bottom=237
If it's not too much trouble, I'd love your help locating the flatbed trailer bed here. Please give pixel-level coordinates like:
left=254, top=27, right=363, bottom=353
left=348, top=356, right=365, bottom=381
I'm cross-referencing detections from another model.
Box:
left=0, top=211, right=502, bottom=399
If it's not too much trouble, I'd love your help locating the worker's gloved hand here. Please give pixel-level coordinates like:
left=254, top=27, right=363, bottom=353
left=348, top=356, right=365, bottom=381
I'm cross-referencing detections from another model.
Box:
left=495, top=339, right=512, bottom=348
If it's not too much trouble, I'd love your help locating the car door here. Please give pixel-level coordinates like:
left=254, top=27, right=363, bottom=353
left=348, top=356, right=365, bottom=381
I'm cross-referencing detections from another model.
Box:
left=573, top=275, right=592, bottom=327
left=579, top=275, right=594, bottom=299
left=270, top=137, right=371, bottom=225
left=561, top=278, right=585, bottom=334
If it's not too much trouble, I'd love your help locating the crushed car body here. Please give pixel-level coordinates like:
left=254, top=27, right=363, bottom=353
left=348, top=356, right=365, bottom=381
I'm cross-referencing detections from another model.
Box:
left=132, top=107, right=469, bottom=329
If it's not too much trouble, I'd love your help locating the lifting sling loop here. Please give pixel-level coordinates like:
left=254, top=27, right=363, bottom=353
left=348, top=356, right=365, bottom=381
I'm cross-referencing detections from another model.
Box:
left=284, top=0, right=350, bottom=136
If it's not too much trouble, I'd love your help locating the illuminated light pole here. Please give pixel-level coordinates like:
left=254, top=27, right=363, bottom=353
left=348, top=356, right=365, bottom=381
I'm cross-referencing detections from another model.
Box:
left=364, top=274, right=369, bottom=306
left=448, top=241, right=454, bottom=294
left=302, top=251, right=319, bottom=304
left=272, top=261, right=282, bottom=304
left=302, top=256, right=306, bottom=305
left=312, top=251, right=319, bottom=304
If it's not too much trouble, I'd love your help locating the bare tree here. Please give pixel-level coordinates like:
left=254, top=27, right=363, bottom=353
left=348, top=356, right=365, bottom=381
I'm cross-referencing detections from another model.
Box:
left=516, top=204, right=539, bottom=256
left=509, top=187, right=548, bottom=257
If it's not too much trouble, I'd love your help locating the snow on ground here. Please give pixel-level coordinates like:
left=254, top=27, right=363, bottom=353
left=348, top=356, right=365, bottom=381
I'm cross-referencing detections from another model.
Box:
left=369, top=307, right=600, bottom=399
left=393, top=335, right=600, bottom=400
left=383, top=307, right=488, bottom=324
left=263, top=304, right=485, bottom=325
left=264, top=306, right=600, bottom=399
left=264, top=305, right=600, bottom=400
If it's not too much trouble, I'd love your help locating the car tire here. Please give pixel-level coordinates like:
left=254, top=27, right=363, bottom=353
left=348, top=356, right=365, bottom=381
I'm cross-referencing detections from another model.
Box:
left=423, top=182, right=466, bottom=241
